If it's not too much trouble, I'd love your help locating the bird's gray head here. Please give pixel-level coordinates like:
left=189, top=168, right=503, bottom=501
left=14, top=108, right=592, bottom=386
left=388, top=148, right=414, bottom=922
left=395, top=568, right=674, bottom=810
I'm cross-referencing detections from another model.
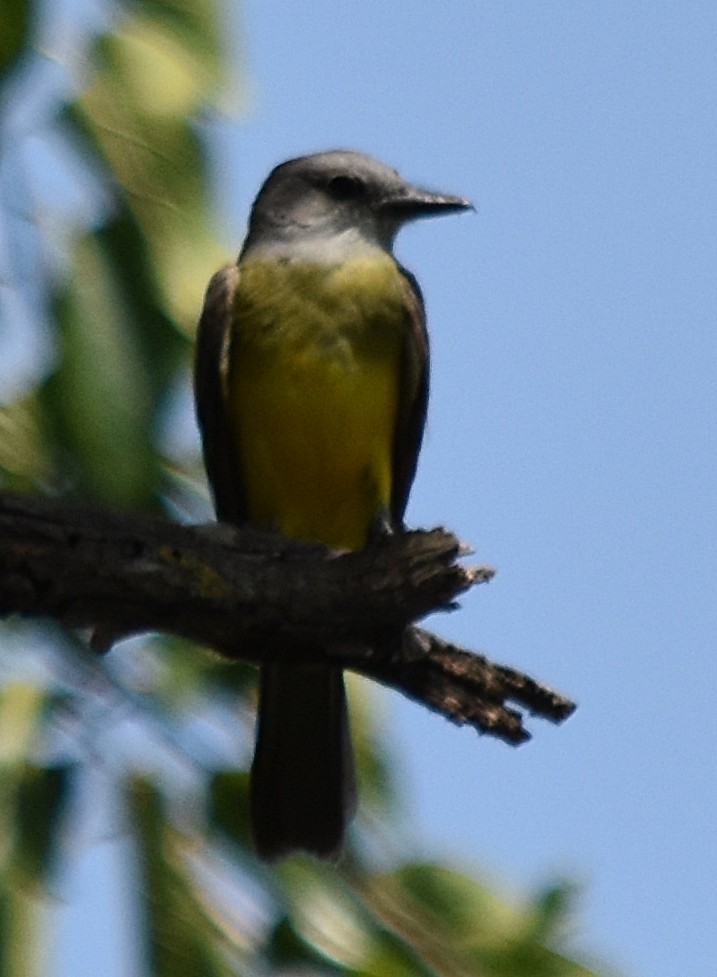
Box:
left=241, top=150, right=472, bottom=260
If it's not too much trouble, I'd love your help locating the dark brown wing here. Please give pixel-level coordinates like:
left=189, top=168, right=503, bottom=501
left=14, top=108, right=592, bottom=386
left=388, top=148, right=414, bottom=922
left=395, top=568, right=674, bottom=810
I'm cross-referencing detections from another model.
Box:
left=193, top=264, right=247, bottom=525
left=390, top=266, right=430, bottom=527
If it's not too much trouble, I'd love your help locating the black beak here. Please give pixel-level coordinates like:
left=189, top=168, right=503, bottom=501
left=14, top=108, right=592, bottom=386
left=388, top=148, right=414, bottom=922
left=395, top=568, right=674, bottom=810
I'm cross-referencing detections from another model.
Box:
left=378, top=185, right=473, bottom=220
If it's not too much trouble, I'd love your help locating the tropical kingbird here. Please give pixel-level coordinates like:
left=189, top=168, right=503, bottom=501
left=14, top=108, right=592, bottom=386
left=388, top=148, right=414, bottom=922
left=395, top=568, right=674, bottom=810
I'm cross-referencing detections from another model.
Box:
left=194, top=150, right=471, bottom=860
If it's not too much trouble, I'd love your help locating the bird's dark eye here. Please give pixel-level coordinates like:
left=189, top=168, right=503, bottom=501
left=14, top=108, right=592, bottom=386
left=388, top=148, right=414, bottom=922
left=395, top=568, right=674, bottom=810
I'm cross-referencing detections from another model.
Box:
left=326, top=174, right=366, bottom=201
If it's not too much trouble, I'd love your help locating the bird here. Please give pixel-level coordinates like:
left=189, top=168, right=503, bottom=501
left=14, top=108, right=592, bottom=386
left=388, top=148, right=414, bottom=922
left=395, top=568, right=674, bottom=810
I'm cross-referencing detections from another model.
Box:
left=194, top=149, right=471, bottom=860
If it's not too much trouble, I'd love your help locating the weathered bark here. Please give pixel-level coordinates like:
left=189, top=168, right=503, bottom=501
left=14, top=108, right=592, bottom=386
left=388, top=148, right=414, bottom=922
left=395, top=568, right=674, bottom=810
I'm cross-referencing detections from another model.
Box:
left=0, top=491, right=575, bottom=743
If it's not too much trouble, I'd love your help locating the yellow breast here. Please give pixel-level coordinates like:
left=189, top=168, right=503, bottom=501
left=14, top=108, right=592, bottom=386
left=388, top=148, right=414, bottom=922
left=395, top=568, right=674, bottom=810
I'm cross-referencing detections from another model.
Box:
left=226, top=256, right=409, bottom=550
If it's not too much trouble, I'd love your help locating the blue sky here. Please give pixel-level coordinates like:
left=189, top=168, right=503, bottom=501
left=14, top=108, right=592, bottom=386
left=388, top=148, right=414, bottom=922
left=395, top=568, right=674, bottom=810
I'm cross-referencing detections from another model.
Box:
left=11, top=0, right=716, bottom=974
left=218, top=3, right=717, bottom=976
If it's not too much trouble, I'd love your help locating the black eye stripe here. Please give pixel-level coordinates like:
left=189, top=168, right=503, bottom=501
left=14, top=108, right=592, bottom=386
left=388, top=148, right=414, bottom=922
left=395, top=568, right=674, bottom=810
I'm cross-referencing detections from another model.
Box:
left=326, top=175, right=366, bottom=200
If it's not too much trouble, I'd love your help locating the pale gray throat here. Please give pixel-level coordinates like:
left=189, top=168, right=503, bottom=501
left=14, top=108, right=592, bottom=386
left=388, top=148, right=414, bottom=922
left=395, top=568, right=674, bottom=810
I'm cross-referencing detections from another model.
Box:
left=241, top=219, right=397, bottom=264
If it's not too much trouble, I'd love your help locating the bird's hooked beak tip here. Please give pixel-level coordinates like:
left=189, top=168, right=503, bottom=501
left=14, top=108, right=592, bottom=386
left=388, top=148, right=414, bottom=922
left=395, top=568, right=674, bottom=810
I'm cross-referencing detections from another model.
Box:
left=445, top=196, right=475, bottom=214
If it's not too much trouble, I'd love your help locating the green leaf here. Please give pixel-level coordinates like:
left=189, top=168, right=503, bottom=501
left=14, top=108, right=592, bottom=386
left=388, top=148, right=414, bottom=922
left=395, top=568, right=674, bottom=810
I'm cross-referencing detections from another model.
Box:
left=0, top=891, right=6, bottom=975
left=0, top=395, right=55, bottom=492
left=208, top=770, right=252, bottom=849
left=271, top=861, right=438, bottom=977
left=41, top=234, right=160, bottom=507
left=0, top=884, right=44, bottom=977
left=67, top=25, right=227, bottom=331
left=108, top=0, right=226, bottom=104
left=0, top=0, right=34, bottom=75
left=356, top=929, right=438, bottom=977
left=392, top=862, right=510, bottom=940
left=126, top=776, right=236, bottom=977
left=527, top=881, right=580, bottom=943
left=128, top=775, right=188, bottom=976
left=0, top=683, right=48, bottom=766
left=359, top=863, right=603, bottom=977
left=13, top=764, right=73, bottom=886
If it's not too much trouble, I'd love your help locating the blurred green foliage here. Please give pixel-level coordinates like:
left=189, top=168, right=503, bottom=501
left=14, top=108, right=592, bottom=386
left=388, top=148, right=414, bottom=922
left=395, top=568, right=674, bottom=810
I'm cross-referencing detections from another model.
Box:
left=0, top=2, right=615, bottom=975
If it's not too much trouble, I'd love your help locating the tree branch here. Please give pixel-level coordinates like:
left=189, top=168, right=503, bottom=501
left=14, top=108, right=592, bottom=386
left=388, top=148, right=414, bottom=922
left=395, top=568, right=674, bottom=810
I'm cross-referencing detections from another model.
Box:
left=0, top=491, right=575, bottom=743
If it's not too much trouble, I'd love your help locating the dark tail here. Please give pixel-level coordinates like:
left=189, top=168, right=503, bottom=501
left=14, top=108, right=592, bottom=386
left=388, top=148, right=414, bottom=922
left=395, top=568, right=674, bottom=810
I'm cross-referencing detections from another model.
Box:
left=250, top=662, right=355, bottom=861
